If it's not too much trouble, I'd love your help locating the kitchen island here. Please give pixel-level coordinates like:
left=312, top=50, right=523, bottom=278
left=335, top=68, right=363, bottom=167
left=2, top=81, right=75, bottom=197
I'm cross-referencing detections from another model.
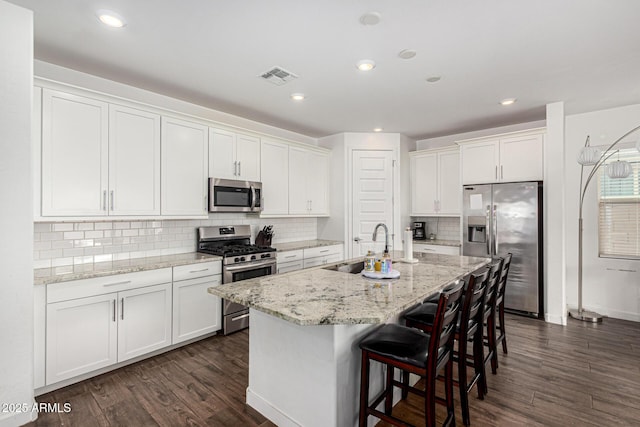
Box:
left=208, top=252, right=489, bottom=427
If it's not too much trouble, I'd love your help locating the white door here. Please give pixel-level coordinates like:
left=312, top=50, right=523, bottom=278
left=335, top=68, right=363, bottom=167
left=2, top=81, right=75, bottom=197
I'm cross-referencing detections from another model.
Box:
left=351, top=150, right=394, bottom=257
left=438, top=150, right=461, bottom=215
left=46, top=293, right=118, bottom=384
left=172, top=276, right=222, bottom=344
left=261, top=139, right=289, bottom=215
left=236, top=134, right=261, bottom=181
left=209, top=128, right=236, bottom=179
left=41, top=89, right=108, bottom=216
left=108, top=105, right=160, bottom=215
left=117, top=283, right=172, bottom=362
left=161, top=117, right=208, bottom=216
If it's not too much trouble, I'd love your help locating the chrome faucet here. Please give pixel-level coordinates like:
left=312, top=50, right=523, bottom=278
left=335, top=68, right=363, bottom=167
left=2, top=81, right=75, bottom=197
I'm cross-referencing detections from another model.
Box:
left=372, top=223, right=389, bottom=252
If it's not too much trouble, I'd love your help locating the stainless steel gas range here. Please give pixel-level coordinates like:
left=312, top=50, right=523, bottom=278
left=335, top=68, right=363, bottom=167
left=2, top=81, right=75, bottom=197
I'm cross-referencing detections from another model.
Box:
left=197, top=225, right=276, bottom=334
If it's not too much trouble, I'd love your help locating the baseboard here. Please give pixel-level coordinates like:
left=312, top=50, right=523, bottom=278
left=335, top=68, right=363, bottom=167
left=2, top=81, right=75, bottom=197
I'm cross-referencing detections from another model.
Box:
left=544, top=312, right=565, bottom=325
left=246, top=387, right=303, bottom=427
left=0, top=402, right=37, bottom=427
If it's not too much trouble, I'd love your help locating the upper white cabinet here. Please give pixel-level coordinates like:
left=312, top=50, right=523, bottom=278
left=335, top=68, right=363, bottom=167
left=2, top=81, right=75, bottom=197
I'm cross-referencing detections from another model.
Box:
left=410, top=147, right=461, bottom=216
left=161, top=117, right=209, bottom=216
left=289, top=146, right=329, bottom=216
left=41, top=89, right=160, bottom=217
left=261, top=139, right=290, bottom=215
left=458, top=129, right=545, bottom=185
left=209, top=128, right=260, bottom=181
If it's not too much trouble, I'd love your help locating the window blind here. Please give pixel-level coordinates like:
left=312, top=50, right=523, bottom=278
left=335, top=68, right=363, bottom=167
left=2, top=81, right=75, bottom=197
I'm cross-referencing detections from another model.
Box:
left=598, top=148, right=640, bottom=259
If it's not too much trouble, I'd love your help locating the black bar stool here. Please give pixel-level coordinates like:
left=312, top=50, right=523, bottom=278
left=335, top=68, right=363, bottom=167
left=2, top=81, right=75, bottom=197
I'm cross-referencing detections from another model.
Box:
left=402, top=268, right=490, bottom=426
left=494, top=253, right=513, bottom=366
left=358, top=280, right=465, bottom=427
left=481, top=258, right=503, bottom=389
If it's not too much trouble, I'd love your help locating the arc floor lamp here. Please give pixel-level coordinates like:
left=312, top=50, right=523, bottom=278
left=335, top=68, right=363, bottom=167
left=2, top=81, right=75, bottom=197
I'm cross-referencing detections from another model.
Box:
left=570, top=124, right=640, bottom=323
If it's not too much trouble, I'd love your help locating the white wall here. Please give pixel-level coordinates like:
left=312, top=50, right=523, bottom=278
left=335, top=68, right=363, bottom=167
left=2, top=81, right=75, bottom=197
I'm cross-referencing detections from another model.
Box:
left=317, top=133, right=346, bottom=242
left=416, top=120, right=546, bottom=150
left=565, top=103, right=640, bottom=321
left=0, top=2, right=36, bottom=426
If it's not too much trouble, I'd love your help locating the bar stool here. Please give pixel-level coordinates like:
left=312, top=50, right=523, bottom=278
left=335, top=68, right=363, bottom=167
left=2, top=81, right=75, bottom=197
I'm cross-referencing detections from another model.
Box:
left=402, top=268, right=490, bottom=426
left=482, top=259, right=503, bottom=389
left=358, top=280, right=464, bottom=427
left=494, top=253, right=512, bottom=367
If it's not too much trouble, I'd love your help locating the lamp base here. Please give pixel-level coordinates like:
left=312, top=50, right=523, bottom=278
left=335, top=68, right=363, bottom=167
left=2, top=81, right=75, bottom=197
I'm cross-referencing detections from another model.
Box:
left=568, top=308, right=604, bottom=323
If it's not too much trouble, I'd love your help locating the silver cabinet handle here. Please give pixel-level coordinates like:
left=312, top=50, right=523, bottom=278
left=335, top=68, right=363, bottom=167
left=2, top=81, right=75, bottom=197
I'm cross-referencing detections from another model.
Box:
left=120, top=298, right=124, bottom=320
left=493, top=204, right=498, bottom=255
left=233, top=161, right=238, bottom=176
left=284, top=255, right=297, bottom=259
left=501, top=165, right=504, bottom=179
left=112, top=299, right=116, bottom=322
left=103, top=280, right=132, bottom=287
left=103, top=190, right=107, bottom=211
left=189, top=268, right=209, bottom=273
left=231, top=313, right=250, bottom=322
left=110, top=190, right=114, bottom=211
left=238, top=161, right=241, bottom=177
left=486, top=205, right=491, bottom=255
left=320, top=249, right=329, bottom=253
left=495, top=166, right=498, bottom=180
left=225, top=261, right=275, bottom=271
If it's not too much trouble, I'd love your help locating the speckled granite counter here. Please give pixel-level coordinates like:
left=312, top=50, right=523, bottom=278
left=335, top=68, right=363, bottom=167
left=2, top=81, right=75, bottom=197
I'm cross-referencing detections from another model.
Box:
left=271, top=239, right=343, bottom=252
left=34, top=252, right=221, bottom=285
left=208, top=251, right=488, bottom=326
left=413, top=239, right=461, bottom=247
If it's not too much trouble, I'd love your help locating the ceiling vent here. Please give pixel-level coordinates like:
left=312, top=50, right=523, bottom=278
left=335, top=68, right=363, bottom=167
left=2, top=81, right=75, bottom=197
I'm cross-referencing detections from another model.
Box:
left=259, top=66, right=298, bottom=86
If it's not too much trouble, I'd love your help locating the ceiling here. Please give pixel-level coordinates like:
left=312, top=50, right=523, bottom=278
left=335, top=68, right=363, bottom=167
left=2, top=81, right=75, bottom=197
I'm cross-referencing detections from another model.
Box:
left=10, top=0, right=640, bottom=140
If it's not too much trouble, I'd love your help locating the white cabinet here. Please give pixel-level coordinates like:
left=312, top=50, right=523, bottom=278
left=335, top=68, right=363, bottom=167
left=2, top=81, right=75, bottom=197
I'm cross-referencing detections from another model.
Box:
left=302, top=244, right=344, bottom=268
left=34, top=285, right=46, bottom=389
left=161, top=117, right=209, bottom=216
left=276, top=249, right=304, bottom=274
left=41, top=90, right=161, bottom=217
left=413, top=243, right=460, bottom=256
left=410, top=147, right=460, bottom=216
left=458, top=129, right=545, bottom=185
left=261, top=139, right=289, bottom=215
left=209, top=128, right=260, bottom=181
left=45, top=269, right=172, bottom=385
left=289, top=146, right=329, bottom=216
left=172, top=261, right=223, bottom=344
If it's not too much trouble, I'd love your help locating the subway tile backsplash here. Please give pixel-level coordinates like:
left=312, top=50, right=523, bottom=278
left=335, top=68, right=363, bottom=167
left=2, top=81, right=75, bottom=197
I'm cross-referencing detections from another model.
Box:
left=34, top=215, right=318, bottom=269
left=411, top=217, right=461, bottom=241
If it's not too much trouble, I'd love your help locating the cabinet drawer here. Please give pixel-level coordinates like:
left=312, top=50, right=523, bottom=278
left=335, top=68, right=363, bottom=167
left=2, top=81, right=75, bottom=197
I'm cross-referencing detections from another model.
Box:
left=47, top=268, right=172, bottom=303
left=276, top=249, right=303, bottom=263
left=303, top=244, right=342, bottom=259
left=173, top=261, right=221, bottom=281
left=414, top=244, right=460, bottom=256
left=303, top=257, right=326, bottom=269
left=277, top=260, right=304, bottom=274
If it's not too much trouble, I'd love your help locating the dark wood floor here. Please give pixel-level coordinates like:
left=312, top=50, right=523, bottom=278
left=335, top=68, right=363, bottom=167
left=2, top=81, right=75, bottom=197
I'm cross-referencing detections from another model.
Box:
left=29, top=313, right=640, bottom=426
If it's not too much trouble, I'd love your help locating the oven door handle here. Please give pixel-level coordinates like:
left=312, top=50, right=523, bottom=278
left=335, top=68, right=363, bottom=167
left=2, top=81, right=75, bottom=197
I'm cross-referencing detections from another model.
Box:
left=225, top=261, right=276, bottom=271
left=250, top=185, right=257, bottom=211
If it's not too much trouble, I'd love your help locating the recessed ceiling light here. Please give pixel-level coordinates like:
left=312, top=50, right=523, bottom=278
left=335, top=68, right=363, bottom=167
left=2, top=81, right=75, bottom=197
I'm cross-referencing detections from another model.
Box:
left=356, top=60, right=376, bottom=71
left=373, top=128, right=383, bottom=132
left=500, top=98, right=517, bottom=106
left=398, top=49, right=417, bottom=60
left=290, top=93, right=305, bottom=101
left=359, top=12, right=381, bottom=26
left=426, top=76, right=441, bottom=83
left=97, top=10, right=126, bottom=28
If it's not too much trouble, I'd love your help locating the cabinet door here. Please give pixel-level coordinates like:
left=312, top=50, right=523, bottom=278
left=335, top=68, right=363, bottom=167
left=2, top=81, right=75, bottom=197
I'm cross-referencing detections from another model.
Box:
left=109, top=105, right=160, bottom=215
left=411, top=153, right=438, bottom=215
left=41, top=89, right=108, bottom=216
left=261, top=140, right=289, bottom=215
left=500, top=134, right=544, bottom=182
left=34, top=285, right=46, bottom=389
left=209, top=128, right=236, bottom=179
left=438, top=150, right=461, bottom=215
left=277, top=260, right=304, bottom=274
left=288, top=146, right=309, bottom=214
left=46, top=293, right=118, bottom=385
left=307, top=151, right=329, bottom=215
left=117, top=283, right=172, bottom=362
left=161, top=117, right=208, bottom=216
left=460, top=140, right=499, bottom=185
left=236, top=134, right=261, bottom=181
left=173, top=275, right=222, bottom=344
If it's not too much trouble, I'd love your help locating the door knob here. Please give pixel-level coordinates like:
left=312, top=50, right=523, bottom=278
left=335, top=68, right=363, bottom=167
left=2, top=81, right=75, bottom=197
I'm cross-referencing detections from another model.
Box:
left=354, top=237, right=361, bottom=242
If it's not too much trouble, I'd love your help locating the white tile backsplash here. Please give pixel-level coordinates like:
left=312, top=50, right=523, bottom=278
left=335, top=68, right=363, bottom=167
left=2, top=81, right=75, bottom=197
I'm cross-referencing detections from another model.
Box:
left=34, top=215, right=318, bottom=267
left=411, top=217, right=461, bottom=241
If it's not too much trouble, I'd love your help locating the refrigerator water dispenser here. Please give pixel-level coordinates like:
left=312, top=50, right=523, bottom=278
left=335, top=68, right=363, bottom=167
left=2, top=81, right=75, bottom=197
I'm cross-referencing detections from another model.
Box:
left=467, top=216, right=486, bottom=243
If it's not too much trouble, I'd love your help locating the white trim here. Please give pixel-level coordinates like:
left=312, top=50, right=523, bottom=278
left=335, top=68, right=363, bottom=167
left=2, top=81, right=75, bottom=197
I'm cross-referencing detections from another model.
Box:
left=0, top=406, right=37, bottom=427
left=246, top=387, right=303, bottom=427
left=455, top=127, right=547, bottom=145
left=544, top=312, right=565, bottom=325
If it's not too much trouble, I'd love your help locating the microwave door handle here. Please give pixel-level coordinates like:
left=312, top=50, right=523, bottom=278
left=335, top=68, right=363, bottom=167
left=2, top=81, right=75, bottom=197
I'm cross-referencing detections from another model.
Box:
left=250, top=185, right=256, bottom=210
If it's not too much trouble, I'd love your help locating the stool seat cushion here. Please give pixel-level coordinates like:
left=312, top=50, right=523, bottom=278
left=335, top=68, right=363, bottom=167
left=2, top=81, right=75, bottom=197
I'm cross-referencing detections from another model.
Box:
left=359, top=324, right=442, bottom=368
left=405, top=301, right=477, bottom=338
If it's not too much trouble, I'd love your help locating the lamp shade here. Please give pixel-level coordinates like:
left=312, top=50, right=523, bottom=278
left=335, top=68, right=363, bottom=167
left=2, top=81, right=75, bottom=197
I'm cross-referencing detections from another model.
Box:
left=577, top=146, right=601, bottom=165
left=606, top=160, right=632, bottom=179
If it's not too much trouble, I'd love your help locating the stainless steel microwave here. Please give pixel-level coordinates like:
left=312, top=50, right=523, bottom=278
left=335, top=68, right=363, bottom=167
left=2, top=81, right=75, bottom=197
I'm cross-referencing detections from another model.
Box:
left=208, top=178, right=263, bottom=213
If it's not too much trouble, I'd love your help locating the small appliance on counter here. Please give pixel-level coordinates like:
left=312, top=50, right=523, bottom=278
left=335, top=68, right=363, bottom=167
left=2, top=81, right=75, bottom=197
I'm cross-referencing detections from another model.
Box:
left=412, top=222, right=426, bottom=240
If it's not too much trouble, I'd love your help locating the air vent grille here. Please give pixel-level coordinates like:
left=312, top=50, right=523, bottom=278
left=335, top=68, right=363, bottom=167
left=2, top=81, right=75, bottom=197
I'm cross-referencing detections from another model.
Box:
left=259, top=66, right=298, bottom=86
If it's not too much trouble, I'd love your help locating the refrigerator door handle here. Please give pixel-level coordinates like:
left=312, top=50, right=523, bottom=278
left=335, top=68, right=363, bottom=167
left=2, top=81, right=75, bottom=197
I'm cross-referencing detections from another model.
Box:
left=493, top=204, right=498, bottom=255
left=485, top=204, right=491, bottom=255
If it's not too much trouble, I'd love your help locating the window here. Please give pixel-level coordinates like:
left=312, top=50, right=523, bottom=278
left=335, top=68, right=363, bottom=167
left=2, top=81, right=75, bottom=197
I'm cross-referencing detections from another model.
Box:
left=598, top=148, right=640, bottom=259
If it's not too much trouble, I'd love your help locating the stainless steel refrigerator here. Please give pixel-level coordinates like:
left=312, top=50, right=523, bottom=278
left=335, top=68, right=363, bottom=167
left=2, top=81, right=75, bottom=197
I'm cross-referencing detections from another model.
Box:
left=462, top=182, right=543, bottom=317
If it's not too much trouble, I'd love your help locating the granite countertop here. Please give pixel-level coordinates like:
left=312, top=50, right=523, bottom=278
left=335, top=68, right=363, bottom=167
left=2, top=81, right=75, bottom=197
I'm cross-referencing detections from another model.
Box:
left=413, top=239, right=461, bottom=247
left=34, top=252, right=221, bottom=285
left=208, top=251, right=489, bottom=326
left=272, top=239, right=344, bottom=252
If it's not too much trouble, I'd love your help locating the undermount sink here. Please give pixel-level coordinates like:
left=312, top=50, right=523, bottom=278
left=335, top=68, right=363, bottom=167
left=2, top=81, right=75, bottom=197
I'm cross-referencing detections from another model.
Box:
left=323, top=260, right=365, bottom=274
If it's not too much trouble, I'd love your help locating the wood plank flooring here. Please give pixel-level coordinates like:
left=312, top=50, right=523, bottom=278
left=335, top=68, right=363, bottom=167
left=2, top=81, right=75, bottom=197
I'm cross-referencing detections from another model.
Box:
left=29, top=314, right=640, bottom=426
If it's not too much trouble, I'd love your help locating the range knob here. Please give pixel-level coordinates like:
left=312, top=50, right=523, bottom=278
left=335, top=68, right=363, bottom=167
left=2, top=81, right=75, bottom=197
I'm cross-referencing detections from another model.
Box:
left=251, top=255, right=256, bottom=260
left=234, top=257, right=240, bottom=262
left=240, top=257, right=246, bottom=262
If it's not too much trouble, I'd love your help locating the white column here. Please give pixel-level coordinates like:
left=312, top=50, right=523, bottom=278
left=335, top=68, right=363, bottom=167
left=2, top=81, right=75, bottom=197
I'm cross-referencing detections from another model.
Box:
left=544, top=102, right=567, bottom=325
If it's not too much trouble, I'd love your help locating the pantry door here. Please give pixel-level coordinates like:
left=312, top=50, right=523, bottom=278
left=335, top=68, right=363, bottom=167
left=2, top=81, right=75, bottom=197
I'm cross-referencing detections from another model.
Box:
left=351, top=150, right=394, bottom=257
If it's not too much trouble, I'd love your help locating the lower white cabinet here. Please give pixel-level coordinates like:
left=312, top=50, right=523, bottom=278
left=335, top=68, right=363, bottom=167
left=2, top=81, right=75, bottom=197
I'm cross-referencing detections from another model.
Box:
left=413, top=243, right=460, bottom=256
left=34, top=285, right=46, bottom=389
left=302, top=245, right=344, bottom=269
left=172, top=274, right=222, bottom=344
